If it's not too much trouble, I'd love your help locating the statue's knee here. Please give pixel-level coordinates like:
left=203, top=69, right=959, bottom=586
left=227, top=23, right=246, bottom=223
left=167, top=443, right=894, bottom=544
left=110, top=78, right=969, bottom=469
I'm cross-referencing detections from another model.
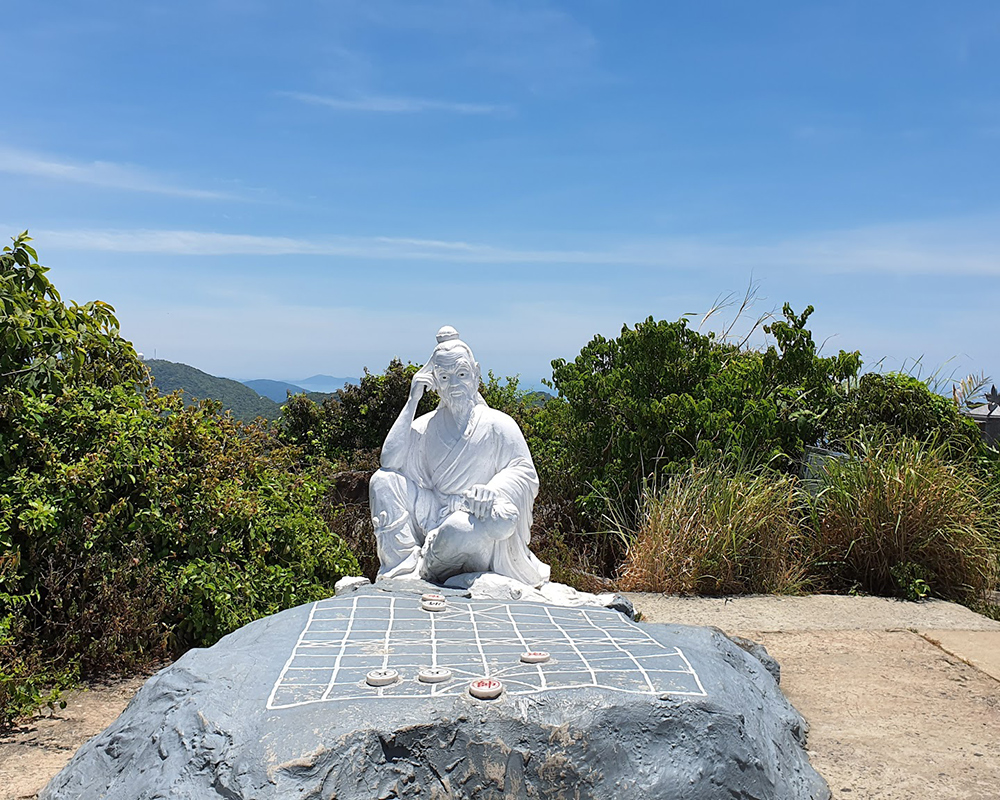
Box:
left=423, top=513, right=492, bottom=581
left=368, top=468, right=396, bottom=493
left=435, top=511, right=475, bottom=543
left=369, top=469, right=407, bottom=508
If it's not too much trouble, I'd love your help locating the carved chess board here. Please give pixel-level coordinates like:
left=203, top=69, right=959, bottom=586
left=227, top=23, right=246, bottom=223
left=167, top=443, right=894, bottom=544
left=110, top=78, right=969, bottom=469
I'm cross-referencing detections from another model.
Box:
left=267, top=595, right=707, bottom=709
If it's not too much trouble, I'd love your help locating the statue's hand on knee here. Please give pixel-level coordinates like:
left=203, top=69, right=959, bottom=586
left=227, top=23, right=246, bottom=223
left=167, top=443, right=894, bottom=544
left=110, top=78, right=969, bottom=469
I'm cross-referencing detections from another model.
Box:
left=463, top=484, right=498, bottom=519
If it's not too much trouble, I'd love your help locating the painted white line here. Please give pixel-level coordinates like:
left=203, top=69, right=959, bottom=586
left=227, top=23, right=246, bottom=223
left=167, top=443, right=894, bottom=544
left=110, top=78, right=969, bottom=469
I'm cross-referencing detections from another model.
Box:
left=271, top=683, right=710, bottom=707
left=505, top=604, right=546, bottom=688
left=580, top=609, right=656, bottom=693
left=616, top=613, right=707, bottom=697
left=543, top=606, right=597, bottom=686
left=266, top=601, right=319, bottom=710
left=268, top=597, right=709, bottom=709
left=674, top=648, right=707, bottom=697
left=468, top=602, right=491, bottom=677
left=320, top=594, right=360, bottom=701
left=382, top=596, right=396, bottom=671
left=429, top=604, right=441, bottom=696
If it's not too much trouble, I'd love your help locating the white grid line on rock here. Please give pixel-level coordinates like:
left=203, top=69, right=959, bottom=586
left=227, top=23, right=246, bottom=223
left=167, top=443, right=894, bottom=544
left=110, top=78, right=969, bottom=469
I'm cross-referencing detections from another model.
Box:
left=267, top=596, right=708, bottom=710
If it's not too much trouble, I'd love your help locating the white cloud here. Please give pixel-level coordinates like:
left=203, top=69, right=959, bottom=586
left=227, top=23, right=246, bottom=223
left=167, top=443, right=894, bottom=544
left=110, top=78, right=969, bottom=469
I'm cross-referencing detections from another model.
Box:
left=283, top=91, right=512, bottom=117
left=0, top=145, right=238, bottom=200
left=34, top=214, right=1000, bottom=277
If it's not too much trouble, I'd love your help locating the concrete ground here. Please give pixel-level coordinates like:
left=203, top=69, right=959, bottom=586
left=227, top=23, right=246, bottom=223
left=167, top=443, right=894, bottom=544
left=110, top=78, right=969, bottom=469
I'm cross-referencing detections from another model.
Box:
left=2, top=595, right=998, bottom=799
left=628, top=594, right=1000, bottom=800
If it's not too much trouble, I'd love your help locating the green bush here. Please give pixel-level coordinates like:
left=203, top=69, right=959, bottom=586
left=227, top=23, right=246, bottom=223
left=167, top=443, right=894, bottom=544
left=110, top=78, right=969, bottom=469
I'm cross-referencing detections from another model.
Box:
left=549, top=306, right=860, bottom=521
left=281, top=358, right=437, bottom=459
left=0, top=234, right=359, bottom=728
left=825, top=372, right=983, bottom=458
left=0, top=384, right=359, bottom=727
left=1, top=232, right=141, bottom=394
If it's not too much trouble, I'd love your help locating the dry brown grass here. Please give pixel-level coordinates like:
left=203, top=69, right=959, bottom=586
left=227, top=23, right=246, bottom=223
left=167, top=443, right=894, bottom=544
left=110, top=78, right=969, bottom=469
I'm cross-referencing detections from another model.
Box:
left=808, top=434, right=999, bottom=603
left=617, top=466, right=809, bottom=595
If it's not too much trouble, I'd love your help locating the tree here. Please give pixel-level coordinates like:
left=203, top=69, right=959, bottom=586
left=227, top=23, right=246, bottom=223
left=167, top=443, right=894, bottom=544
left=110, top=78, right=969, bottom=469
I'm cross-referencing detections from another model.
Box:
left=281, top=358, right=437, bottom=461
left=0, top=234, right=359, bottom=728
left=0, top=231, right=142, bottom=394
left=549, top=307, right=861, bottom=516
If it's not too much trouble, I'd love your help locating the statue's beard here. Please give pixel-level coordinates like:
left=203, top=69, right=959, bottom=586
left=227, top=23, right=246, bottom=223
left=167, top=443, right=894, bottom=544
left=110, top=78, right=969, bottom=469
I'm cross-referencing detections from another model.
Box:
left=442, top=390, right=475, bottom=419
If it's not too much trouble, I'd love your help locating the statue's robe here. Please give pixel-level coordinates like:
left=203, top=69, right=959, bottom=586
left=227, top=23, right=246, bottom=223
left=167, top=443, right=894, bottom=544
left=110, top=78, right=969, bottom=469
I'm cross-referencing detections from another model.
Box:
left=371, top=403, right=550, bottom=587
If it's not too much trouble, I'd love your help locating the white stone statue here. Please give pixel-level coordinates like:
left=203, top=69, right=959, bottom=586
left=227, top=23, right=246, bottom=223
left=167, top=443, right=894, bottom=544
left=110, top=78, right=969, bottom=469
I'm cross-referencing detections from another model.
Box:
left=369, top=326, right=550, bottom=587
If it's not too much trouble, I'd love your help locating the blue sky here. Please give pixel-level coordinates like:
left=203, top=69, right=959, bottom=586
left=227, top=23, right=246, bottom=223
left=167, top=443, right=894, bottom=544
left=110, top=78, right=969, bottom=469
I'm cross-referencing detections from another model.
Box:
left=3, top=1, right=999, bottom=388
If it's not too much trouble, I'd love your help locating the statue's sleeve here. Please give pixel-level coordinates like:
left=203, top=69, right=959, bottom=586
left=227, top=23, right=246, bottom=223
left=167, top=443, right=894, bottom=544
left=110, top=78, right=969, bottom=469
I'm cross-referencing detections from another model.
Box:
left=483, top=414, right=539, bottom=508
left=401, top=412, right=432, bottom=485
left=485, top=412, right=549, bottom=586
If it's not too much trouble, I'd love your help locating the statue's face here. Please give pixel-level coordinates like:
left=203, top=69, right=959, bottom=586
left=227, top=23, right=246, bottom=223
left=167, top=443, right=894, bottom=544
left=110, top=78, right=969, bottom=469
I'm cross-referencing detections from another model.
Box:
left=431, top=356, right=478, bottom=408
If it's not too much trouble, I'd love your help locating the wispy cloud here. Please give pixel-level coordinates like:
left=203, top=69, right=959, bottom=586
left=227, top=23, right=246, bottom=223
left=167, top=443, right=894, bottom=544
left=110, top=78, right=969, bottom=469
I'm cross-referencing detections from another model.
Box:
left=0, top=145, right=239, bottom=200
left=33, top=215, right=1000, bottom=277
left=284, top=91, right=512, bottom=117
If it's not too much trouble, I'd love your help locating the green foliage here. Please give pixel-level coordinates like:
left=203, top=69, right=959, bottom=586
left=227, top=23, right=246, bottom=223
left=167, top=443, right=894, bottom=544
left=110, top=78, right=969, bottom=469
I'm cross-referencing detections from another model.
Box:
left=550, top=306, right=861, bottom=518
left=0, top=232, right=142, bottom=394
left=4, top=235, right=995, bottom=727
left=0, top=236, right=359, bottom=728
left=281, top=358, right=438, bottom=461
left=145, top=358, right=281, bottom=422
left=0, top=383, right=358, bottom=704
left=825, top=371, right=983, bottom=458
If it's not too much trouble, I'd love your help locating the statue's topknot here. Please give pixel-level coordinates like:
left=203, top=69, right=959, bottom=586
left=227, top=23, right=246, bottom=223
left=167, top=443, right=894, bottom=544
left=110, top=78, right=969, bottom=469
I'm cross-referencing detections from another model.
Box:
left=436, top=325, right=460, bottom=344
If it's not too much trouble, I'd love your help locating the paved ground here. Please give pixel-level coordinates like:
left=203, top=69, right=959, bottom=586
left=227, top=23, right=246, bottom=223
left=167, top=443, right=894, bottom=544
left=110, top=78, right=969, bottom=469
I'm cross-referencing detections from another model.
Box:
left=628, top=594, right=1000, bottom=800
left=2, top=594, right=998, bottom=799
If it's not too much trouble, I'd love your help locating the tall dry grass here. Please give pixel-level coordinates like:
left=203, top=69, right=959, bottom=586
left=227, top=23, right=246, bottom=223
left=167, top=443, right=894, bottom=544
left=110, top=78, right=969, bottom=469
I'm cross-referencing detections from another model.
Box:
left=617, top=465, right=809, bottom=595
left=808, top=433, right=999, bottom=604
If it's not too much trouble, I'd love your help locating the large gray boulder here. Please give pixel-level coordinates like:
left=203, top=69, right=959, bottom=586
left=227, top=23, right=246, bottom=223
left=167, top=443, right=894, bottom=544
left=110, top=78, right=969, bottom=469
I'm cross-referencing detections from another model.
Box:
left=42, top=583, right=829, bottom=799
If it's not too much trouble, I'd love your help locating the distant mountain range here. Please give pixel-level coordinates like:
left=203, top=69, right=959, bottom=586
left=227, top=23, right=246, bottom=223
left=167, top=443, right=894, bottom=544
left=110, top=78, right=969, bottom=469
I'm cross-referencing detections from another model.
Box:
left=293, top=375, right=358, bottom=394
left=143, top=361, right=360, bottom=422
left=242, top=375, right=357, bottom=402
left=144, top=359, right=551, bottom=423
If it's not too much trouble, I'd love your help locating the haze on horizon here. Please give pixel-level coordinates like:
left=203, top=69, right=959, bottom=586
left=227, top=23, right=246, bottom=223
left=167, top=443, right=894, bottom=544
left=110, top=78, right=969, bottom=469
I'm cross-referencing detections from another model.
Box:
left=2, top=1, right=998, bottom=389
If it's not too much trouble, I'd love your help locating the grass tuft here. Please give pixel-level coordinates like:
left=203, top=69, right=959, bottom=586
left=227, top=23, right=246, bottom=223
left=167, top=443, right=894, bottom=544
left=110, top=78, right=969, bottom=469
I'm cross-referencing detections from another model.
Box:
left=807, top=433, right=999, bottom=604
left=617, top=465, right=809, bottom=595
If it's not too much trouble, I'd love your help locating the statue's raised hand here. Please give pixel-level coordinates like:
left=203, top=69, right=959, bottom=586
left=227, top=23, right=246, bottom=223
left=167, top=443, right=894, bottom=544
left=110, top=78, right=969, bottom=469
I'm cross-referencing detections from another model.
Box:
left=409, top=361, right=435, bottom=402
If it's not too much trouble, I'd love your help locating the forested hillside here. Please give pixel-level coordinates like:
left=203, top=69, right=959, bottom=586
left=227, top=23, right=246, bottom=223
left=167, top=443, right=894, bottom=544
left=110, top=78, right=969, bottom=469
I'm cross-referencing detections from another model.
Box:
left=145, top=359, right=281, bottom=421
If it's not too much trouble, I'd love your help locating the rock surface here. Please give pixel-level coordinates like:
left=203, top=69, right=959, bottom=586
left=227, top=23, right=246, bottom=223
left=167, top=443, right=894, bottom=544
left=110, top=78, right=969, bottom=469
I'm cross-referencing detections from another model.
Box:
left=42, top=583, right=829, bottom=800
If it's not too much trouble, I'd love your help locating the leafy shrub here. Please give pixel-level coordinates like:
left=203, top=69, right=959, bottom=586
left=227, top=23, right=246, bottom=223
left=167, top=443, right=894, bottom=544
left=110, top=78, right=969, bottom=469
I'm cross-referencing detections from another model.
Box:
left=825, top=372, right=982, bottom=458
left=806, top=432, right=998, bottom=604
left=550, top=306, right=860, bottom=521
left=0, top=380, right=358, bottom=728
left=281, top=358, right=437, bottom=459
left=617, top=464, right=809, bottom=595
left=1, top=232, right=141, bottom=394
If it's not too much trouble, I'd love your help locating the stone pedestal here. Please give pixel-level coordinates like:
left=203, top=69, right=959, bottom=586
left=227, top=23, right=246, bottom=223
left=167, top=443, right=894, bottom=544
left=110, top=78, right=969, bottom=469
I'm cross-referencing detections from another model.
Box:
left=42, top=583, right=829, bottom=800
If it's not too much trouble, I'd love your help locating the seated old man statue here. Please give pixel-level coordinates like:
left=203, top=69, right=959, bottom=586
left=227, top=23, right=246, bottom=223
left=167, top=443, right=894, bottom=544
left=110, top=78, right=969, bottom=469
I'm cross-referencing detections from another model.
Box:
left=369, top=326, right=550, bottom=588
